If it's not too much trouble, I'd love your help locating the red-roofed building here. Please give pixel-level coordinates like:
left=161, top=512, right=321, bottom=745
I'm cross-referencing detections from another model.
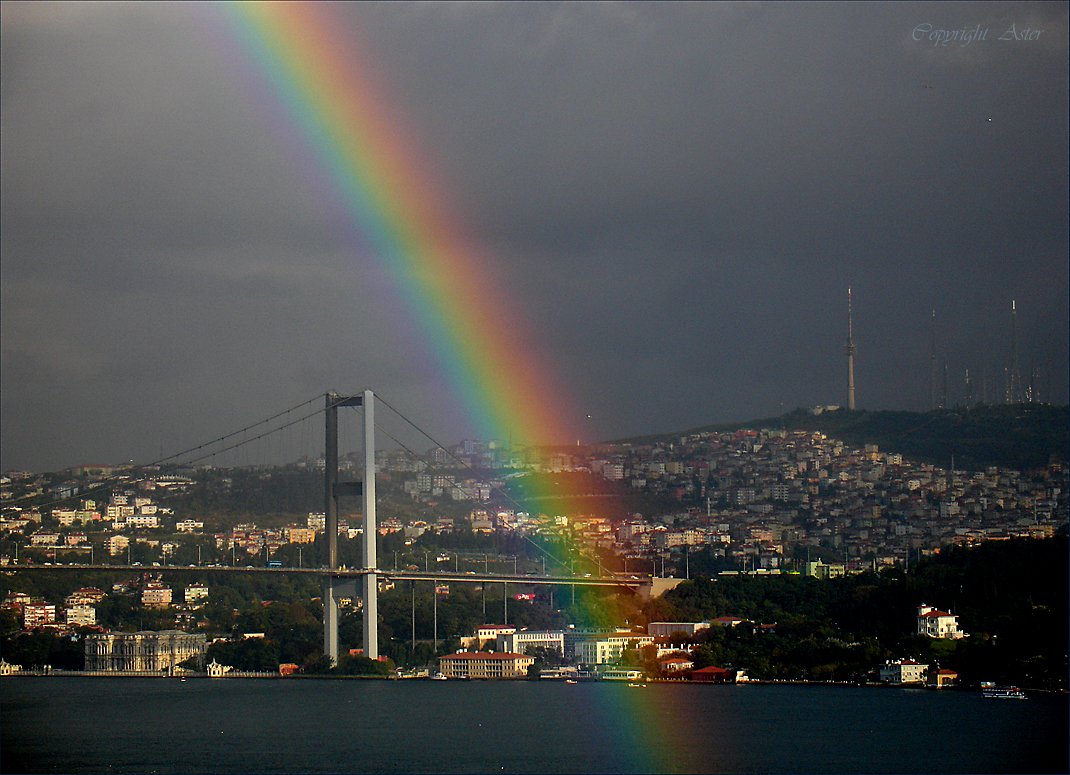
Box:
left=929, top=668, right=959, bottom=688
left=439, top=651, right=534, bottom=679
left=711, top=616, right=747, bottom=628
left=23, top=602, right=56, bottom=629
left=916, top=604, right=966, bottom=639
left=659, top=655, right=695, bottom=673
left=691, top=665, right=734, bottom=683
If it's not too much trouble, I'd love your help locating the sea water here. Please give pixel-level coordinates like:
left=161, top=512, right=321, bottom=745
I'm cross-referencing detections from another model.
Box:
left=2, top=678, right=1066, bottom=773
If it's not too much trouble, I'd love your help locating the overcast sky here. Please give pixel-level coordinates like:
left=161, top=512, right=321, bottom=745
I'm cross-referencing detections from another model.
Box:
left=2, top=1, right=1067, bottom=472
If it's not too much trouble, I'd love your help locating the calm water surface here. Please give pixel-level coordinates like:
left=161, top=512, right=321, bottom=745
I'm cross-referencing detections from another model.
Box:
left=2, top=678, right=1066, bottom=774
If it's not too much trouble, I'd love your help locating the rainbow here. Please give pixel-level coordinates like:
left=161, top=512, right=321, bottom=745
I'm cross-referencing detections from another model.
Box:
left=214, top=5, right=689, bottom=768
left=219, top=2, right=575, bottom=454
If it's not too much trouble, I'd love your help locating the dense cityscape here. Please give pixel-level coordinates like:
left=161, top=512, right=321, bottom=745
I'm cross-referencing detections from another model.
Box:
left=2, top=407, right=1066, bottom=692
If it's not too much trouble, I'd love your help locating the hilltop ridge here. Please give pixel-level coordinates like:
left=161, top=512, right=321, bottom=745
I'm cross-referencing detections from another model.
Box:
left=615, top=404, right=1068, bottom=472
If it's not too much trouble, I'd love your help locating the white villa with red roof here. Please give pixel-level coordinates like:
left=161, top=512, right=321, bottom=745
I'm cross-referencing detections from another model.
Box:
left=916, top=604, right=966, bottom=639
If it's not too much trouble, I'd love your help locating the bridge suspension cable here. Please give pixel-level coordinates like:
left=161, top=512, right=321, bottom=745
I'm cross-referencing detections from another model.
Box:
left=11, top=393, right=327, bottom=511
left=375, top=394, right=587, bottom=575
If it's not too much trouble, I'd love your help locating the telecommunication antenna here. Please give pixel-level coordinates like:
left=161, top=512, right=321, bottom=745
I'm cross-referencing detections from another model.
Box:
left=845, top=288, right=857, bottom=411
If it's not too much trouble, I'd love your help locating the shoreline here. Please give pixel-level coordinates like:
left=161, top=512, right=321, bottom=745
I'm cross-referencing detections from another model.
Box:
left=3, top=671, right=1064, bottom=693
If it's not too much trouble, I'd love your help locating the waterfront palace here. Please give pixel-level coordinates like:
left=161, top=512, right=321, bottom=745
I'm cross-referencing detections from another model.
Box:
left=84, top=631, right=206, bottom=672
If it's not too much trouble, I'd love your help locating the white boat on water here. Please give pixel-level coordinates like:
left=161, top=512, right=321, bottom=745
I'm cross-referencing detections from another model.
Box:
left=430, top=672, right=448, bottom=681
left=981, top=682, right=1026, bottom=699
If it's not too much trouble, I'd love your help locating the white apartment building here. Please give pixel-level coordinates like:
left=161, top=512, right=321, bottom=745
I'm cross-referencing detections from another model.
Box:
left=22, top=603, right=56, bottom=628
left=65, top=605, right=96, bottom=627
left=573, top=634, right=653, bottom=665
left=879, top=659, right=929, bottom=685
left=141, top=583, right=172, bottom=608
left=475, top=624, right=515, bottom=647
left=185, top=583, right=209, bottom=606
left=105, top=535, right=130, bottom=556
left=52, top=509, right=78, bottom=526
left=916, top=604, right=966, bottom=639
left=647, top=621, right=711, bottom=639
left=495, top=630, right=565, bottom=656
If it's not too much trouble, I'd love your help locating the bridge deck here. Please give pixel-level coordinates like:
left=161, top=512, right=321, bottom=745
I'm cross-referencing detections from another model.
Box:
left=3, top=563, right=644, bottom=588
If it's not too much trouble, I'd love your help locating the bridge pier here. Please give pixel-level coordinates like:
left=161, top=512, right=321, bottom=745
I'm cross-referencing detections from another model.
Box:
left=323, top=578, right=338, bottom=661
left=324, top=390, right=377, bottom=664
left=360, top=390, right=377, bottom=660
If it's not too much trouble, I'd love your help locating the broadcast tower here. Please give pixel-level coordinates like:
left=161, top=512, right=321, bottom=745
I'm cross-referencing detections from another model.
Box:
left=845, top=288, right=856, bottom=411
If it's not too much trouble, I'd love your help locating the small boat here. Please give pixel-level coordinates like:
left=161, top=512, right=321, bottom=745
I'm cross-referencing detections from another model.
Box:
left=627, top=682, right=647, bottom=688
left=981, top=683, right=1026, bottom=699
left=564, top=679, right=578, bottom=684
left=430, top=672, right=448, bottom=681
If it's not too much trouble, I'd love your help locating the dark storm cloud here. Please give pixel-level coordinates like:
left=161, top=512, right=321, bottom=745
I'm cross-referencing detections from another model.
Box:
left=2, top=1, right=1067, bottom=471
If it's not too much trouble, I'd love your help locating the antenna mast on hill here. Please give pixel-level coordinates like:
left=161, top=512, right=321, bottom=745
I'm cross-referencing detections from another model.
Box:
left=929, top=309, right=938, bottom=410
left=845, top=288, right=856, bottom=411
left=1008, top=300, right=1022, bottom=403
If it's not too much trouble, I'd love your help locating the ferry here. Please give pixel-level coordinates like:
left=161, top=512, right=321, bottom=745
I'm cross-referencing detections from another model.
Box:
left=599, top=668, right=645, bottom=682
left=981, top=682, right=1026, bottom=699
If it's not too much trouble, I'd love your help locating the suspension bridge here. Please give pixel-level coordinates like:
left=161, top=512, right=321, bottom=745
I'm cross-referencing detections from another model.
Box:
left=7, top=390, right=652, bottom=664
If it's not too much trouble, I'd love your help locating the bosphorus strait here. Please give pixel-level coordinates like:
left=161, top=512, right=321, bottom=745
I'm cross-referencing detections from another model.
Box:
left=2, top=678, right=1066, bottom=774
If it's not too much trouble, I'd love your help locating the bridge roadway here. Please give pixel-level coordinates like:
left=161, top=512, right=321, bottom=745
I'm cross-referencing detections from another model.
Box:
left=3, top=563, right=643, bottom=589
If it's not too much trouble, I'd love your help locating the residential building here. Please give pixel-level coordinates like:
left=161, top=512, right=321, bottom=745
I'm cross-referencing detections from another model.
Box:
left=573, top=634, right=653, bottom=665
left=65, top=587, right=106, bottom=606
left=659, top=654, right=695, bottom=673
left=710, top=616, right=747, bottom=628
left=916, top=604, right=966, bottom=639
left=65, top=605, right=96, bottom=627
left=648, top=621, right=711, bottom=639
left=22, top=602, right=56, bottom=628
left=495, top=629, right=565, bottom=656
left=141, top=583, right=172, bottom=608
left=438, top=651, right=534, bottom=679
left=475, top=624, right=515, bottom=648
left=287, top=526, right=316, bottom=544
left=105, top=535, right=130, bottom=556
left=184, top=583, right=209, bottom=606
left=879, top=659, right=929, bottom=685
left=929, top=668, right=959, bottom=688
left=805, top=560, right=845, bottom=579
